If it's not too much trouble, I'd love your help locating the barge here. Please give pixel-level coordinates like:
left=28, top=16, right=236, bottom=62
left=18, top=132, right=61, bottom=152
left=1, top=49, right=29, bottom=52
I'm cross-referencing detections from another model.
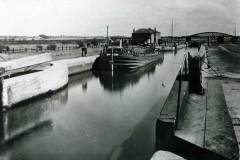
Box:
left=92, top=46, right=164, bottom=72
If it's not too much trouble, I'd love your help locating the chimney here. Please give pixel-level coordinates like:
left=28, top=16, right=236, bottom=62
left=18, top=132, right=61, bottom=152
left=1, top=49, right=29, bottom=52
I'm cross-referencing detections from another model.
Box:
left=154, top=27, right=157, bottom=48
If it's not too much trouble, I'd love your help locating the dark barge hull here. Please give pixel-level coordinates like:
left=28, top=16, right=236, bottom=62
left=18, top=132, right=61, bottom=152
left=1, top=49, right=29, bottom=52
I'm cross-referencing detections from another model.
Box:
left=92, top=53, right=164, bottom=72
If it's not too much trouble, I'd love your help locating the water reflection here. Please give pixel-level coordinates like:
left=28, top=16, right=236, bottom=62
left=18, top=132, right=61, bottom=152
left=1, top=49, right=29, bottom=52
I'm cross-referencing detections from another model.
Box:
left=93, top=58, right=164, bottom=93
left=0, top=71, right=95, bottom=150
left=82, top=82, right=88, bottom=91
left=0, top=87, right=68, bottom=145
left=107, top=96, right=165, bottom=160
left=68, top=71, right=93, bottom=89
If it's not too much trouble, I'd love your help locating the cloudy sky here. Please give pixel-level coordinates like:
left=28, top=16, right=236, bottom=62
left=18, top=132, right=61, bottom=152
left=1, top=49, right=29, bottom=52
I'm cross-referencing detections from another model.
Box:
left=0, top=0, right=239, bottom=36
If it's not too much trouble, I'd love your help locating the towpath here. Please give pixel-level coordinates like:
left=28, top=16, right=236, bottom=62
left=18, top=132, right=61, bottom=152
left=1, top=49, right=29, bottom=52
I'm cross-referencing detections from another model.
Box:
left=206, top=44, right=240, bottom=159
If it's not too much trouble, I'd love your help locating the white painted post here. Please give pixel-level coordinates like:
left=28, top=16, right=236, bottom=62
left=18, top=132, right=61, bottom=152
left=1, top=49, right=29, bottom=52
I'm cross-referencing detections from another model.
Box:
left=111, top=48, right=114, bottom=72
left=120, top=39, right=122, bottom=48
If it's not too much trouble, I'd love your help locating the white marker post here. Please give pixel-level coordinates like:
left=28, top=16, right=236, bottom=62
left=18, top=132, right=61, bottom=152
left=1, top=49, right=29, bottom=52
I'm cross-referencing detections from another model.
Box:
left=111, top=47, right=114, bottom=76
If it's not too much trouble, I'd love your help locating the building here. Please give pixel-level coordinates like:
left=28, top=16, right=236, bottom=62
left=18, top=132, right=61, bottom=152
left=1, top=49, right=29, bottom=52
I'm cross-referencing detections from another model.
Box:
left=187, top=32, right=233, bottom=45
left=132, top=28, right=160, bottom=45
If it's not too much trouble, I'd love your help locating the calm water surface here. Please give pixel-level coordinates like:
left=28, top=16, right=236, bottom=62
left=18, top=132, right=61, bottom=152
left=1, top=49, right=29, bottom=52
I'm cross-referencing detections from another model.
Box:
left=0, top=48, right=196, bottom=160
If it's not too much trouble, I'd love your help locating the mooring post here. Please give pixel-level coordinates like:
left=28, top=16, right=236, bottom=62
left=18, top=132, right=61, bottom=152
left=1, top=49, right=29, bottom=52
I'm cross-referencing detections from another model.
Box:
left=107, top=25, right=109, bottom=46
left=111, top=47, right=114, bottom=71
left=175, top=69, right=182, bottom=130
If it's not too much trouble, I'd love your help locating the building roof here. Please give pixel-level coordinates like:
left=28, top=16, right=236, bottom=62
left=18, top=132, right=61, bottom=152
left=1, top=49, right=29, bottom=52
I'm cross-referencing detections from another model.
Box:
left=133, top=28, right=159, bottom=34
left=190, top=32, right=233, bottom=37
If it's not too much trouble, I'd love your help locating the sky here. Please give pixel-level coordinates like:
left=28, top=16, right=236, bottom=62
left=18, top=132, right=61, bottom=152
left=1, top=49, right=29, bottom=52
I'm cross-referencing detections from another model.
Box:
left=0, top=0, right=239, bottom=36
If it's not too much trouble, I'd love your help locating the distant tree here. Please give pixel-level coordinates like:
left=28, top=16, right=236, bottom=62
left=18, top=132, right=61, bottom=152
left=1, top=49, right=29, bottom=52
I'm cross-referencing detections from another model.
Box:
left=76, top=40, right=84, bottom=48
left=217, top=36, right=224, bottom=44
left=87, top=42, right=91, bottom=47
left=0, top=46, right=3, bottom=53
left=188, top=41, right=199, bottom=47
left=91, top=38, right=98, bottom=47
left=5, top=46, right=10, bottom=52
left=46, top=44, right=57, bottom=50
left=0, top=45, right=10, bottom=53
left=61, top=40, right=71, bottom=45
left=186, top=36, right=191, bottom=42
left=36, top=45, right=43, bottom=51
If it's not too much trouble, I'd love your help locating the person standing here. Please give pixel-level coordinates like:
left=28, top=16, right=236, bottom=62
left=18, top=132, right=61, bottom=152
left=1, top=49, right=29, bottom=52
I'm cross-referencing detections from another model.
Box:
left=82, top=43, right=87, bottom=57
left=84, top=47, right=87, bottom=56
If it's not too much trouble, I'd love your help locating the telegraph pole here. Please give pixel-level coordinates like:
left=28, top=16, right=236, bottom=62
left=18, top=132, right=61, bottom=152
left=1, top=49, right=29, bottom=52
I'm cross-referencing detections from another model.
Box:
left=234, top=23, right=237, bottom=36
left=107, top=25, right=109, bottom=46
left=171, top=19, right=174, bottom=42
left=185, top=32, right=187, bottom=42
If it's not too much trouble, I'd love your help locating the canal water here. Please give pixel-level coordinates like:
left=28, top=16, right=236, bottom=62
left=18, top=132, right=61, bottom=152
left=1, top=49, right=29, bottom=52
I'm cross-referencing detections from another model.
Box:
left=0, top=48, right=197, bottom=160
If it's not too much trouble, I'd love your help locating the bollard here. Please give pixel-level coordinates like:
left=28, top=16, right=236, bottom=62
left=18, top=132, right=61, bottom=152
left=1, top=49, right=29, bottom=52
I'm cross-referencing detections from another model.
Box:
left=189, top=56, right=203, bottom=94
left=155, top=119, right=175, bottom=150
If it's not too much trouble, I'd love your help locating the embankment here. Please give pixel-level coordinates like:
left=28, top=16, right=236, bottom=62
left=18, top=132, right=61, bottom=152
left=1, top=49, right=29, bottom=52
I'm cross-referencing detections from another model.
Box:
left=2, top=55, right=98, bottom=108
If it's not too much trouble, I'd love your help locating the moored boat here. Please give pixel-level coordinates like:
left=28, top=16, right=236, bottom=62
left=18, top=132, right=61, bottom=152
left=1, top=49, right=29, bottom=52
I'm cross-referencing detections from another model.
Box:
left=92, top=46, right=164, bottom=72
